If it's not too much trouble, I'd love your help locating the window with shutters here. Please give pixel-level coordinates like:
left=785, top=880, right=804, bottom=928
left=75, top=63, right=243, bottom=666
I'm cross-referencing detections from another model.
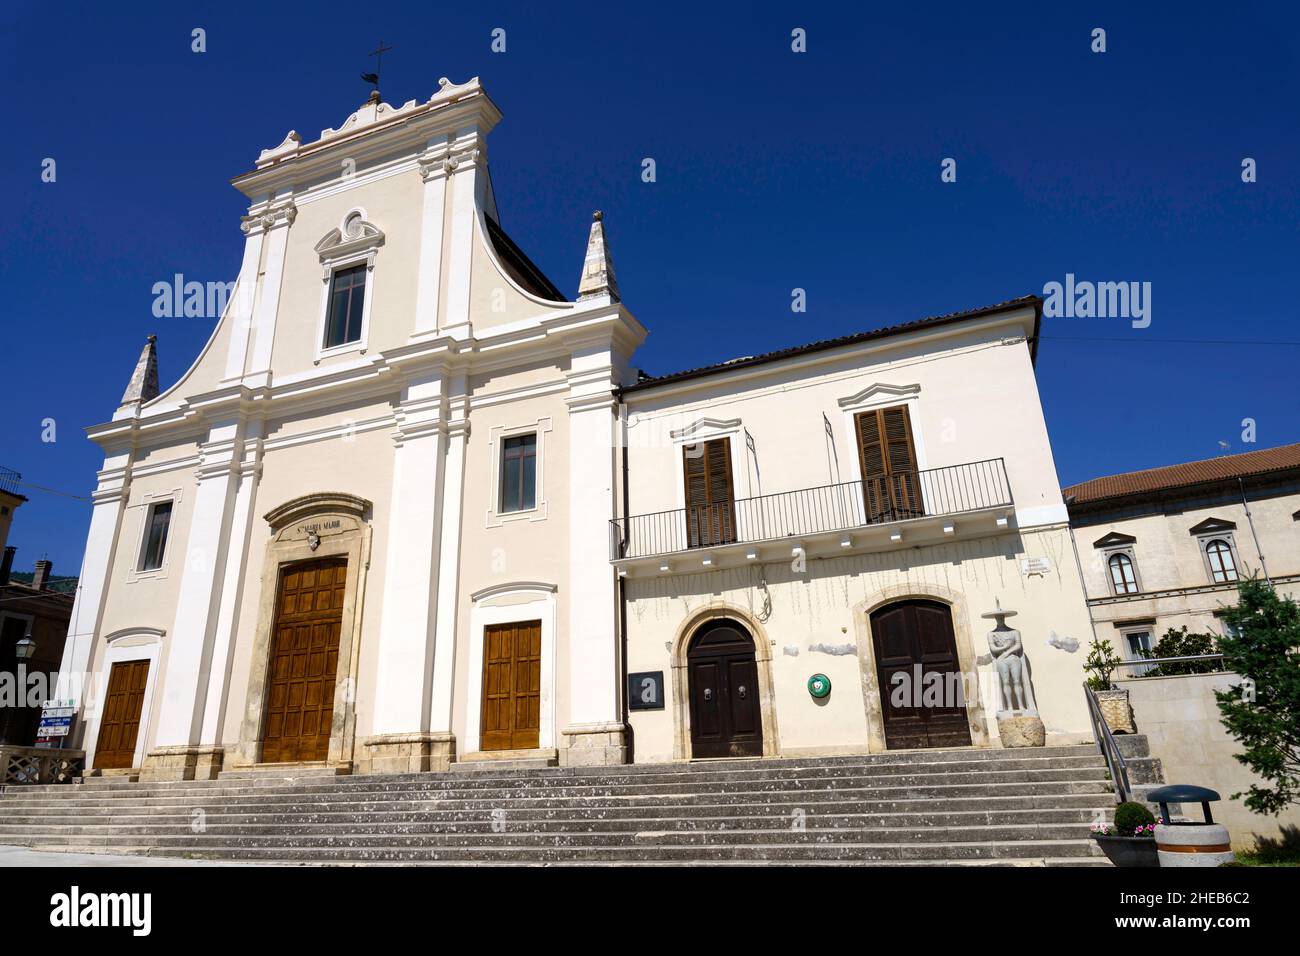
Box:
left=682, top=438, right=736, bottom=548
left=853, top=405, right=923, bottom=521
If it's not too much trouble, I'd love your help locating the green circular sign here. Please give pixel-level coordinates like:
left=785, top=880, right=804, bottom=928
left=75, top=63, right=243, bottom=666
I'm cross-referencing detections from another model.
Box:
left=807, top=673, right=831, bottom=698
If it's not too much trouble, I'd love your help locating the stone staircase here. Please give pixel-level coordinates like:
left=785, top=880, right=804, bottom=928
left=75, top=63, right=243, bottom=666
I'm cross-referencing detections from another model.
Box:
left=0, top=745, right=1115, bottom=865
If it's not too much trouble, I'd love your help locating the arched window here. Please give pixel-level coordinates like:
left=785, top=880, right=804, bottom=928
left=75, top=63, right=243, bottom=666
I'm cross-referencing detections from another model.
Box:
left=1205, top=539, right=1238, bottom=583
left=1108, top=552, right=1139, bottom=594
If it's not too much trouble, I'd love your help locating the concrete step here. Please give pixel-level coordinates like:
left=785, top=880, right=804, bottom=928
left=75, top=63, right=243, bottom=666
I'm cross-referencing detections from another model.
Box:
left=0, top=805, right=1105, bottom=833
left=0, top=746, right=1115, bottom=866
left=0, top=783, right=1114, bottom=819
left=18, top=838, right=1101, bottom=863
left=5, top=822, right=1101, bottom=849
left=0, top=764, right=1109, bottom=804
left=2, top=762, right=1110, bottom=806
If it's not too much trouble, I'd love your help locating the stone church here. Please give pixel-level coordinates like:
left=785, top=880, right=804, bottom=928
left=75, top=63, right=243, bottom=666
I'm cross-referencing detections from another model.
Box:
left=58, top=78, right=1098, bottom=781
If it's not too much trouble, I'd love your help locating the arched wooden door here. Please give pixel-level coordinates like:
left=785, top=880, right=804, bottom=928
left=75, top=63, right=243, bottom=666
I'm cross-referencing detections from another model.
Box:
left=687, top=620, right=763, bottom=758
left=870, top=599, right=971, bottom=750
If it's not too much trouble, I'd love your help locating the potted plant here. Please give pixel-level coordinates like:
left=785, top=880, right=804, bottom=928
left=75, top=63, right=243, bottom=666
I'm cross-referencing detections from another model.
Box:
left=1084, top=638, right=1135, bottom=733
left=1091, top=801, right=1159, bottom=867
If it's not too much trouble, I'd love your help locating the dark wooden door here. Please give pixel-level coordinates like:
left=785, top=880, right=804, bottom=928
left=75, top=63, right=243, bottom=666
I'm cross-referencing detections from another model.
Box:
left=688, top=620, right=763, bottom=758
left=480, top=620, right=542, bottom=751
left=261, top=558, right=346, bottom=763
left=93, top=659, right=150, bottom=770
left=683, top=438, right=737, bottom=548
left=855, top=405, right=923, bottom=521
left=870, top=600, right=971, bottom=750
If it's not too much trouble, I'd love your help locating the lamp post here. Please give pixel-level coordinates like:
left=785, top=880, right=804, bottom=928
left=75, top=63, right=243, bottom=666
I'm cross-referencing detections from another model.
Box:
left=1, top=626, right=36, bottom=745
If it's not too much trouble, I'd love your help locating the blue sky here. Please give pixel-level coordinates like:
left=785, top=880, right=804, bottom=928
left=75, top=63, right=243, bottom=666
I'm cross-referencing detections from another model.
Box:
left=2, top=2, right=1297, bottom=572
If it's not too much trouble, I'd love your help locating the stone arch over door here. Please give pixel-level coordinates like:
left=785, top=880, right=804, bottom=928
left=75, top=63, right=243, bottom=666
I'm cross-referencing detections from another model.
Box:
left=233, top=492, right=373, bottom=770
left=852, top=582, right=990, bottom=752
left=670, top=604, right=779, bottom=760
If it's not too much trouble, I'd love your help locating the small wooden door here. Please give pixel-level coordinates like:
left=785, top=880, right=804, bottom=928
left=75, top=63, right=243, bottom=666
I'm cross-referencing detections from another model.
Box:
left=261, top=558, right=347, bottom=763
left=870, top=600, right=971, bottom=750
left=855, top=405, right=923, bottom=521
left=683, top=438, right=737, bottom=548
left=687, top=620, right=763, bottom=758
left=480, top=620, right=542, bottom=751
left=93, top=659, right=150, bottom=770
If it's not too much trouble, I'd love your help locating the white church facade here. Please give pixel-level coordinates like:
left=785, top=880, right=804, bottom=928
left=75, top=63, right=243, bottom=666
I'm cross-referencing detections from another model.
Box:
left=59, top=78, right=1098, bottom=781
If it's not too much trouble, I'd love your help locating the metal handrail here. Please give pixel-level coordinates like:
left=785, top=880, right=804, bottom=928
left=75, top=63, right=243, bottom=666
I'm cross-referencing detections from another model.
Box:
left=0, top=467, right=19, bottom=497
left=1114, top=653, right=1225, bottom=672
left=1083, top=682, right=1132, bottom=803
left=610, top=458, right=1012, bottom=560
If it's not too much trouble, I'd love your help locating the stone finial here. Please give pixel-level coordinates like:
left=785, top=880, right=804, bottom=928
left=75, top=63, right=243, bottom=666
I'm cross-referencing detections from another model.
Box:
left=120, top=335, right=160, bottom=407
left=577, top=210, right=620, bottom=302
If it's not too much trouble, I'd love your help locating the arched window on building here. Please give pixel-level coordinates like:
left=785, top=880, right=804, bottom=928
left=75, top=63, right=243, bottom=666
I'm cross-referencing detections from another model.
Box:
left=1205, top=538, right=1238, bottom=583
left=1108, top=552, right=1139, bottom=595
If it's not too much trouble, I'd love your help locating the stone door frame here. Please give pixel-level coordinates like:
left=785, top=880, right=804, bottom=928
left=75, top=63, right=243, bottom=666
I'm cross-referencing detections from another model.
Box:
left=233, top=492, right=373, bottom=770
left=852, top=582, right=990, bottom=752
left=669, top=603, right=780, bottom=761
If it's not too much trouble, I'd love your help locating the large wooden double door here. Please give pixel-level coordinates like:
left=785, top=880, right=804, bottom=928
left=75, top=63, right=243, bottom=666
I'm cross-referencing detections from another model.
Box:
left=480, top=620, right=542, bottom=751
left=261, top=558, right=347, bottom=763
left=93, top=659, right=150, bottom=770
left=687, top=620, right=763, bottom=759
left=870, top=599, right=971, bottom=750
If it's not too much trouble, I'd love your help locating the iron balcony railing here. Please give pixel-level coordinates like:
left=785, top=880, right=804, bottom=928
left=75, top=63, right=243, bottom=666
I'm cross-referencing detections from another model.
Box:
left=0, top=467, right=19, bottom=497
left=610, top=458, right=1012, bottom=561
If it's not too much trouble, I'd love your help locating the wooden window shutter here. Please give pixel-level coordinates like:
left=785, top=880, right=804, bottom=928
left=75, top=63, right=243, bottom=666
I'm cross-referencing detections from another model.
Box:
left=854, top=406, right=922, bottom=520
left=682, top=438, right=736, bottom=547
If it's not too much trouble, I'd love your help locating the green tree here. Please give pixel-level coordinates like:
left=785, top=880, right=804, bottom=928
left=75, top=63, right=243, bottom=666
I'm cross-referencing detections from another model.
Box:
left=1141, top=626, right=1221, bottom=677
left=1215, top=578, right=1300, bottom=815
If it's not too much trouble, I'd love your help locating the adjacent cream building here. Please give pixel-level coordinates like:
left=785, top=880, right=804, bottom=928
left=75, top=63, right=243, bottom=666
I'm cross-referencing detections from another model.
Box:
left=1064, top=443, right=1300, bottom=664
left=58, top=79, right=1099, bottom=781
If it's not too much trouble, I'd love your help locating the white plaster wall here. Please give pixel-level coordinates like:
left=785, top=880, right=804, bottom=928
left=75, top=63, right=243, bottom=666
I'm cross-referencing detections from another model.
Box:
left=626, top=525, right=1096, bottom=763
left=623, top=318, right=1065, bottom=530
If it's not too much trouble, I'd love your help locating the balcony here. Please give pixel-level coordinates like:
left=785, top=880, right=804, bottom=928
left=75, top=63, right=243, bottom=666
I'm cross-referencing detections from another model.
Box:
left=610, top=458, right=1014, bottom=575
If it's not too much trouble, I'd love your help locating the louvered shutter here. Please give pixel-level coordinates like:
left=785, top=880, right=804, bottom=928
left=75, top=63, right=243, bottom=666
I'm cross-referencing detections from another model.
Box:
left=854, top=406, right=922, bottom=520
left=683, top=439, right=736, bottom=547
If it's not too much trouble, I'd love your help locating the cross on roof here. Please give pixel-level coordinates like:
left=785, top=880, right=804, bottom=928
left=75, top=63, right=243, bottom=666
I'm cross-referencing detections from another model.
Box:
left=361, top=41, right=393, bottom=91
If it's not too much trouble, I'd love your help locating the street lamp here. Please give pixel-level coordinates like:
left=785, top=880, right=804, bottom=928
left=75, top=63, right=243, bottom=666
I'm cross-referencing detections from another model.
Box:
left=14, top=633, right=36, bottom=661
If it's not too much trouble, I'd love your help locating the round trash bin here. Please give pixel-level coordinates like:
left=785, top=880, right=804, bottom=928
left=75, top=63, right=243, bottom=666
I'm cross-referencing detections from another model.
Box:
left=1154, top=823, right=1234, bottom=867
left=1147, top=784, right=1235, bottom=867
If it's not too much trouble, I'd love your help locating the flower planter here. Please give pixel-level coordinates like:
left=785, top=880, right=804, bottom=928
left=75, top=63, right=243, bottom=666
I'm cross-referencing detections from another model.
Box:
left=1095, top=689, right=1135, bottom=734
left=1093, top=834, right=1159, bottom=867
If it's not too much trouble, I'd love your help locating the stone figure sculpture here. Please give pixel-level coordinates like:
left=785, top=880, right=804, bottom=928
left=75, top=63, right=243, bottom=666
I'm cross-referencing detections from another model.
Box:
left=981, top=599, right=1045, bottom=747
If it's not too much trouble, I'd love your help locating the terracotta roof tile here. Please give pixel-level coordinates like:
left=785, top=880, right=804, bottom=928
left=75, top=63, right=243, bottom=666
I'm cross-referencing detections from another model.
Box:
left=1063, top=443, right=1300, bottom=505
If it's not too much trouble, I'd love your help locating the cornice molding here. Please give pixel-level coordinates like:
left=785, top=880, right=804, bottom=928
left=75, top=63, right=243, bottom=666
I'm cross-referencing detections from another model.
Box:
left=837, top=381, right=921, bottom=409
left=315, top=211, right=385, bottom=264
left=263, top=492, right=372, bottom=531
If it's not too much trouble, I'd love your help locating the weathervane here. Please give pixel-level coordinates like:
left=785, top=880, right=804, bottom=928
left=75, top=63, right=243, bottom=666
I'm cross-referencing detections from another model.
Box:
left=361, top=41, right=393, bottom=93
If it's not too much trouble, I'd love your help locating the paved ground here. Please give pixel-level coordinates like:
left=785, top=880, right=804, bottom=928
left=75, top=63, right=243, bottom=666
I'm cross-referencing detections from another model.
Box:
left=0, top=845, right=245, bottom=867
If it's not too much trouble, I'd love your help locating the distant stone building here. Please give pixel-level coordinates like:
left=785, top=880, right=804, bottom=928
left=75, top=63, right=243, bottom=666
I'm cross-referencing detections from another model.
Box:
left=1064, top=443, right=1300, bottom=664
left=0, top=469, right=76, bottom=746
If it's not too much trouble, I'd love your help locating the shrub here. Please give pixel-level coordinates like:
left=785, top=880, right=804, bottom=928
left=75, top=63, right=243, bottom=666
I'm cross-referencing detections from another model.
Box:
left=1114, top=801, right=1156, bottom=836
left=1084, top=638, right=1123, bottom=691
left=1141, top=626, right=1222, bottom=677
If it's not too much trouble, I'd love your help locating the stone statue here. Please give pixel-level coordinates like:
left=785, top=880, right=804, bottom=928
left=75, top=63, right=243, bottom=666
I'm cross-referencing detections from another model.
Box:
left=982, top=599, right=1045, bottom=747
